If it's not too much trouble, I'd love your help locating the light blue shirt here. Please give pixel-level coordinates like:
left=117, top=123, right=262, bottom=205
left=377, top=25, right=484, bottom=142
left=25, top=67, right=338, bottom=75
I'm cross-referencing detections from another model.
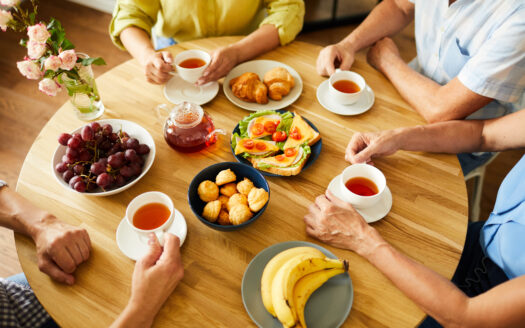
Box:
left=480, top=155, right=525, bottom=279
left=409, top=0, right=525, bottom=119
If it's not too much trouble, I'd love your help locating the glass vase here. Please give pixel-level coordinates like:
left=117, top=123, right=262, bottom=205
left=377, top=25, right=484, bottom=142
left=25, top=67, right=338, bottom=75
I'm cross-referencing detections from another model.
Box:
left=62, top=54, right=104, bottom=121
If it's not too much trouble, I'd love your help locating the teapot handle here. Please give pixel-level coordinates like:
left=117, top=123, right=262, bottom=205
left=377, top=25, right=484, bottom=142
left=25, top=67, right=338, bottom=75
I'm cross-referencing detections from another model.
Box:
left=155, top=103, right=170, bottom=126
left=205, top=128, right=227, bottom=145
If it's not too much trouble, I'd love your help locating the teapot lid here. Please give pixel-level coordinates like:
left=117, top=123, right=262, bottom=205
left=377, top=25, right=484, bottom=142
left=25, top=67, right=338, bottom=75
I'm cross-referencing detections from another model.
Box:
left=171, top=102, right=204, bottom=128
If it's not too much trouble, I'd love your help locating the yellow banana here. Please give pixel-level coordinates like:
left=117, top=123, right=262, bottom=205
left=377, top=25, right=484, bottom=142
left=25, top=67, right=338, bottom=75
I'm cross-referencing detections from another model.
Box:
left=272, top=257, right=347, bottom=327
left=293, top=268, right=347, bottom=328
left=261, top=247, right=324, bottom=317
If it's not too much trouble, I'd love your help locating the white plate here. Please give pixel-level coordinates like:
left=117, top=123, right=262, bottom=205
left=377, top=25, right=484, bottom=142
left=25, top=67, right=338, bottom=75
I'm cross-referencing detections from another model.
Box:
left=317, top=80, right=374, bottom=116
left=223, top=60, right=303, bottom=111
left=163, top=74, right=219, bottom=105
left=116, top=208, right=187, bottom=261
left=52, top=119, right=156, bottom=196
left=327, top=174, right=392, bottom=223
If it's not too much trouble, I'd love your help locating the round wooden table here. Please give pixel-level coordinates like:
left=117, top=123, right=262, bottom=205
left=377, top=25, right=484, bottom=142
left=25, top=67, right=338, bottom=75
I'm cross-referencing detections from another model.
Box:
left=15, top=37, right=468, bottom=327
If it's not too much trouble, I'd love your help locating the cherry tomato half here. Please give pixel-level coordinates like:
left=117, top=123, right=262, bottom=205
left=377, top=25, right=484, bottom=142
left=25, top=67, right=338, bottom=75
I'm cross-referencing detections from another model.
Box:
left=251, top=123, right=264, bottom=136
left=272, top=131, right=287, bottom=142
left=276, top=155, right=286, bottom=161
left=243, top=139, right=254, bottom=149
left=264, top=121, right=277, bottom=133
left=285, top=148, right=297, bottom=157
left=290, top=127, right=302, bottom=140
left=255, top=142, right=267, bottom=151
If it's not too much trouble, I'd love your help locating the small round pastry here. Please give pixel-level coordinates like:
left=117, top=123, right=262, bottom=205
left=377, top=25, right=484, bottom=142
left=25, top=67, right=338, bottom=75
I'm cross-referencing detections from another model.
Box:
left=198, top=180, right=219, bottom=202
left=216, top=169, right=237, bottom=186
left=227, top=193, right=248, bottom=211
left=236, top=177, right=254, bottom=195
left=217, top=210, right=231, bottom=225
left=220, top=182, right=237, bottom=197
left=248, top=188, right=269, bottom=212
left=202, top=200, right=221, bottom=222
left=229, top=204, right=253, bottom=225
left=218, top=195, right=229, bottom=209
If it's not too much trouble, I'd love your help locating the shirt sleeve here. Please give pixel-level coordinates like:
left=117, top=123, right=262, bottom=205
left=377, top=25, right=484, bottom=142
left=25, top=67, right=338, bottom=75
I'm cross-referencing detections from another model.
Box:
left=260, top=0, right=305, bottom=46
left=458, top=7, right=525, bottom=103
left=109, top=0, right=161, bottom=50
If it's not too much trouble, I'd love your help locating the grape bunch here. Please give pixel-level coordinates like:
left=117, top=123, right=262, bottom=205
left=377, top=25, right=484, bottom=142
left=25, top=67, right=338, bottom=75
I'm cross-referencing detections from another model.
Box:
left=55, top=122, right=150, bottom=192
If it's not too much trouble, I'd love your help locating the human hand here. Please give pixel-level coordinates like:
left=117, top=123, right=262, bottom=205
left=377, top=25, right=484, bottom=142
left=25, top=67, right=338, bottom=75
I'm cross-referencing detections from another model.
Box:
left=197, top=46, right=239, bottom=85
left=304, top=190, right=385, bottom=257
left=143, top=51, right=173, bottom=84
left=316, top=42, right=355, bottom=76
left=128, top=233, right=184, bottom=322
left=366, top=37, right=402, bottom=73
left=345, top=130, right=401, bottom=164
left=33, top=216, right=91, bottom=285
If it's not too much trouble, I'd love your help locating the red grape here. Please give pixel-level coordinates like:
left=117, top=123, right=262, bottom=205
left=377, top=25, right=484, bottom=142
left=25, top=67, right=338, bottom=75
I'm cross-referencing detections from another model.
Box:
left=126, top=138, right=139, bottom=151
left=96, top=173, right=111, bottom=188
left=79, top=149, right=92, bottom=162
left=62, top=170, right=74, bottom=182
left=102, top=124, right=113, bottom=136
left=55, top=162, right=68, bottom=173
left=66, top=147, right=78, bottom=158
left=62, top=155, right=74, bottom=164
left=67, top=136, right=82, bottom=149
left=108, top=153, right=124, bottom=169
left=114, top=174, right=125, bottom=187
left=129, top=163, right=142, bottom=176
left=58, top=133, right=72, bottom=146
left=73, top=164, right=85, bottom=175
left=90, top=162, right=105, bottom=175
left=137, top=144, right=150, bottom=155
left=74, top=181, right=86, bottom=192
left=109, top=133, right=119, bottom=142
left=81, top=125, right=94, bottom=141
left=120, top=165, right=133, bottom=178
left=69, top=175, right=82, bottom=188
left=90, top=122, right=101, bottom=132
left=125, top=149, right=138, bottom=162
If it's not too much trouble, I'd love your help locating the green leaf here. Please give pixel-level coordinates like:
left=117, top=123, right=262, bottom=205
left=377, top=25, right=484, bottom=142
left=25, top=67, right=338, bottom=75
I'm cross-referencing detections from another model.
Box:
left=44, top=70, right=55, bottom=78
left=47, top=18, right=62, bottom=31
left=28, top=12, right=35, bottom=25
left=61, top=38, right=75, bottom=50
left=80, top=57, right=106, bottom=66
left=19, top=39, right=27, bottom=47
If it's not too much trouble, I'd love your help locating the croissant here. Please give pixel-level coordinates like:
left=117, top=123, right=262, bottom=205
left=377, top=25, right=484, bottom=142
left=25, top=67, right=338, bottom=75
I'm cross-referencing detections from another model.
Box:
left=229, top=72, right=269, bottom=104
left=263, top=67, right=295, bottom=101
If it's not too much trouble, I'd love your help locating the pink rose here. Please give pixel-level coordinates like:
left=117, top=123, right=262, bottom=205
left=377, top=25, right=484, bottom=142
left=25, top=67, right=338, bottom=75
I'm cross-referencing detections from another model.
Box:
left=16, top=59, right=42, bottom=80
left=38, top=78, right=62, bottom=96
left=0, top=10, right=12, bottom=32
left=44, top=55, right=62, bottom=71
left=59, top=49, right=77, bottom=70
left=27, top=40, right=46, bottom=59
left=0, top=0, right=20, bottom=7
left=27, top=23, right=50, bottom=42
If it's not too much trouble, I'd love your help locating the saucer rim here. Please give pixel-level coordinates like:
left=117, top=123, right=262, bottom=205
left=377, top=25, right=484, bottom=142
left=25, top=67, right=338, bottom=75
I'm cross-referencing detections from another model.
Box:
left=317, top=80, right=374, bottom=116
left=329, top=174, right=392, bottom=223
left=116, top=208, right=187, bottom=261
left=163, top=75, right=219, bottom=105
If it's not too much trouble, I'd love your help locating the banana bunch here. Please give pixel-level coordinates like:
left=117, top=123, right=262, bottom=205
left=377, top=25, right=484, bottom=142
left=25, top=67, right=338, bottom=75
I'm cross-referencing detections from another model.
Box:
left=261, top=246, right=348, bottom=328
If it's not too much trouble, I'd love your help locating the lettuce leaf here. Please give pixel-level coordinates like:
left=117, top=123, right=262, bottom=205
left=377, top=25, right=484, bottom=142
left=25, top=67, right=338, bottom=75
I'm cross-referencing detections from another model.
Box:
left=238, top=110, right=293, bottom=137
left=255, top=144, right=311, bottom=169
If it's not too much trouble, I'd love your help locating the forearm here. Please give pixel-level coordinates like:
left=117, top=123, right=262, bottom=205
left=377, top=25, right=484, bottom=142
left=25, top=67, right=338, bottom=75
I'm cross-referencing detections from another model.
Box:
left=0, top=186, right=53, bottom=240
left=360, top=228, right=468, bottom=327
left=120, top=27, right=156, bottom=66
left=111, top=301, right=156, bottom=328
left=230, top=24, right=280, bottom=64
left=339, top=0, right=413, bottom=52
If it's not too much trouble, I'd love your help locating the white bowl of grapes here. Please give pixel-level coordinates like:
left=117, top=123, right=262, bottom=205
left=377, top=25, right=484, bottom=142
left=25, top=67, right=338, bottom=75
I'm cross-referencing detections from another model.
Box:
left=52, top=119, right=156, bottom=196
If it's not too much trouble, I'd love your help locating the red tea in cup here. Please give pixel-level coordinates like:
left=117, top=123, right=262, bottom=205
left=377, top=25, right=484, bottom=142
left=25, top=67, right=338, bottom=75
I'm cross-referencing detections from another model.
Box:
left=132, top=202, right=171, bottom=230
left=178, top=58, right=206, bottom=69
left=333, top=80, right=361, bottom=94
left=345, top=177, right=378, bottom=196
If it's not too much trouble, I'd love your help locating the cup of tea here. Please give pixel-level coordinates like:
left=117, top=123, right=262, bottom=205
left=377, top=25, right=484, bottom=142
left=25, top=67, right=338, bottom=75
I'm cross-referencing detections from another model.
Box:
left=339, top=164, right=386, bottom=209
left=328, top=70, right=366, bottom=105
left=172, top=49, right=211, bottom=84
left=125, top=191, right=174, bottom=245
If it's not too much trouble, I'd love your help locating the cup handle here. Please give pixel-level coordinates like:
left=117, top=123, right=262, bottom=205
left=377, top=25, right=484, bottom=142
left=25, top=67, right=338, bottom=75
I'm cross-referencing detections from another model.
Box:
left=154, top=230, right=165, bottom=246
left=206, top=128, right=227, bottom=145
left=155, top=103, right=170, bottom=126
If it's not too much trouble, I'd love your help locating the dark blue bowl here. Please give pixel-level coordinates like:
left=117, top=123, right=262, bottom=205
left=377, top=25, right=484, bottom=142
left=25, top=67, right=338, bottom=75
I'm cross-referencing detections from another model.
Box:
left=230, top=110, right=322, bottom=177
left=188, top=162, right=270, bottom=231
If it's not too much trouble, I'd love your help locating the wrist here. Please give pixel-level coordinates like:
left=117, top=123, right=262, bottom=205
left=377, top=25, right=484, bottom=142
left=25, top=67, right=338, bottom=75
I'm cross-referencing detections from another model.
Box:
left=29, top=214, right=57, bottom=242
left=138, top=47, right=156, bottom=67
left=338, top=39, right=357, bottom=55
left=122, top=299, right=156, bottom=328
left=354, top=226, right=388, bottom=259
left=226, top=43, right=243, bottom=66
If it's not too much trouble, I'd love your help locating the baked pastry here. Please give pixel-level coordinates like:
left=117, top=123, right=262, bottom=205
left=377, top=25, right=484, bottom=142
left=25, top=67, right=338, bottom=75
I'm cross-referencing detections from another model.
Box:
left=202, top=200, right=221, bottom=222
left=218, top=195, right=229, bottom=209
left=216, top=169, right=237, bottom=186
left=227, top=193, right=248, bottom=211
left=248, top=188, right=269, bottom=212
left=229, top=204, right=253, bottom=225
left=229, top=72, right=268, bottom=104
left=263, top=67, right=294, bottom=101
left=198, top=180, right=219, bottom=202
left=236, top=178, right=254, bottom=195
left=217, top=210, right=231, bottom=225
left=220, top=183, right=237, bottom=197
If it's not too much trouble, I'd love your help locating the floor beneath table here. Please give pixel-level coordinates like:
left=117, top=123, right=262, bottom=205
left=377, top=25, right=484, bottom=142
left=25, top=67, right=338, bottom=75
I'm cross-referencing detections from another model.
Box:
left=0, top=0, right=523, bottom=278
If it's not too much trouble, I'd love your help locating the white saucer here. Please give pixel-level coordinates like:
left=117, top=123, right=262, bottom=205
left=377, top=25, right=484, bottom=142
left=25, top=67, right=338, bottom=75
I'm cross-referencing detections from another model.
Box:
left=116, top=209, right=188, bottom=261
left=163, top=75, right=219, bottom=105
left=316, top=80, right=375, bottom=116
left=327, top=174, right=392, bottom=223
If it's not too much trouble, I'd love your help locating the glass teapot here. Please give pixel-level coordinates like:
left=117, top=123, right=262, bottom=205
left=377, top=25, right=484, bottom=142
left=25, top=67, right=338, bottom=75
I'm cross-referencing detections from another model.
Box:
left=156, top=102, right=225, bottom=153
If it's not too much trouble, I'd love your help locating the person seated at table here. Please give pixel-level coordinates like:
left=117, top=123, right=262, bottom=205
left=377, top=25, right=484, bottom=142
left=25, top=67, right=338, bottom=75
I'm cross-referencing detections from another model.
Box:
left=109, top=0, right=305, bottom=85
left=304, top=109, right=525, bottom=327
left=0, top=182, right=184, bottom=328
left=316, top=0, right=525, bottom=174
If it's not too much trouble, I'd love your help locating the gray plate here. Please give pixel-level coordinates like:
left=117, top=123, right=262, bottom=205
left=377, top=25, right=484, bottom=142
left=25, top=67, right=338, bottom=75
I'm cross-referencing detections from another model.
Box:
left=242, top=241, right=353, bottom=328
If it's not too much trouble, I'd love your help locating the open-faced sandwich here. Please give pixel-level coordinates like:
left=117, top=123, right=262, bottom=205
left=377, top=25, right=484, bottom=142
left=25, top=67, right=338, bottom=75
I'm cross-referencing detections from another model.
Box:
left=231, top=110, right=321, bottom=176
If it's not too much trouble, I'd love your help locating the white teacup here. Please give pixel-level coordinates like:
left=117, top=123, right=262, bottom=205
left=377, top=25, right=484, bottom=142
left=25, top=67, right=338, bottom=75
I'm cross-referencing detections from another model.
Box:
left=126, top=191, right=174, bottom=245
left=172, top=49, right=211, bottom=84
left=328, top=70, right=366, bottom=105
left=339, top=164, right=386, bottom=209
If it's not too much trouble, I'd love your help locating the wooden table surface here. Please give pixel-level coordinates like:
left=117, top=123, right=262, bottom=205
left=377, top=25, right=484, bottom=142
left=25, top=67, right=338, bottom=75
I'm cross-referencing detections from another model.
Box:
left=15, top=37, right=468, bottom=328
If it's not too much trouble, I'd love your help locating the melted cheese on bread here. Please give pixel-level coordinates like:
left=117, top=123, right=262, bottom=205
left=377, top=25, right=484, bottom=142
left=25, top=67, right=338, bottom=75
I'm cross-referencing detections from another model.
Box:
left=283, top=113, right=317, bottom=149
left=256, top=148, right=303, bottom=167
left=234, top=138, right=279, bottom=155
left=247, top=115, right=281, bottom=138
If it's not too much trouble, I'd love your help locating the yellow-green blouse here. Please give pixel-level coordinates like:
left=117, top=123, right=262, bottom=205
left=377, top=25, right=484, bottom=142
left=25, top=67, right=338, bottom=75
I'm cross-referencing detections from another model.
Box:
left=110, top=0, right=305, bottom=50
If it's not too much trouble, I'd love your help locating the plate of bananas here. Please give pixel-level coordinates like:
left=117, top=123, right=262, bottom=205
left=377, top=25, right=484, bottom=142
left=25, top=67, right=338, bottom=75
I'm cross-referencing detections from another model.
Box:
left=242, top=241, right=353, bottom=328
